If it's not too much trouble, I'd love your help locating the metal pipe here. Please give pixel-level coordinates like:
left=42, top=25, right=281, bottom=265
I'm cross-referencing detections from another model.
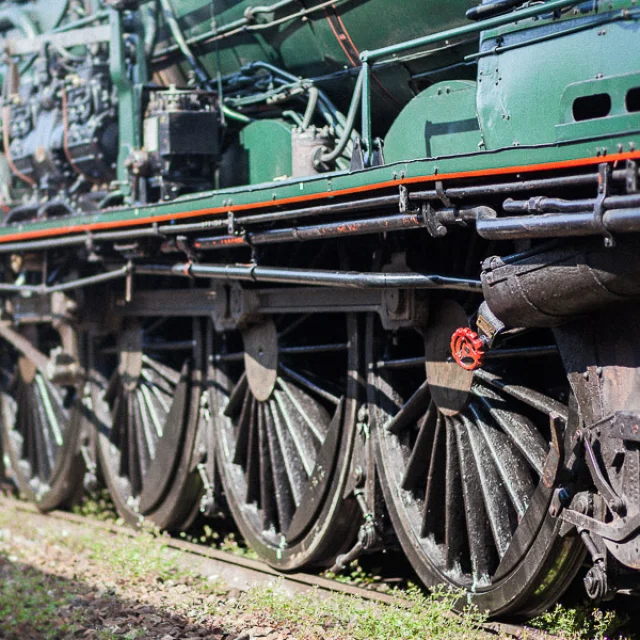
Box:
left=301, top=86, right=319, bottom=130
left=157, top=0, right=210, bottom=86
left=410, top=170, right=630, bottom=201
left=317, top=71, right=363, bottom=165
left=0, top=266, right=130, bottom=296
left=466, top=0, right=527, bottom=21
left=0, top=7, right=38, bottom=39
left=476, top=207, right=640, bottom=240
left=135, top=262, right=482, bottom=291
left=193, top=210, right=437, bottom=250
left=503, top=193, right=640, bottom=214
left=0, top=227, right=162, bottom=255
left=360, top=0, right=581, bottom=62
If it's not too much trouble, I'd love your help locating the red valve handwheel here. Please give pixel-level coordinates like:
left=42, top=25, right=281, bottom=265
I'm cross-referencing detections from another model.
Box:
left=450, top=327, right=485, bottom=371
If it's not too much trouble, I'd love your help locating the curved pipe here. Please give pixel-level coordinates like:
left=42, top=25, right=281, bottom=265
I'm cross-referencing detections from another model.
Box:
left=0, top=7, right=38, bottom=40
left=301, top=86, right=319, bottom=129
left=157, top=0, right=210, bottom=86
left=316, top=70, right=363, bottom=166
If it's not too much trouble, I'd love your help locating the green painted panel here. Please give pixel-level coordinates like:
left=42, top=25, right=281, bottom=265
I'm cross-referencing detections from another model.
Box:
left=3, top=131, right=640, bottom=243
left=384, top=81, right=482, bottom=163
left=240, top=120, right=293, bottom=185
left=477, top=12, right=640, bottom=150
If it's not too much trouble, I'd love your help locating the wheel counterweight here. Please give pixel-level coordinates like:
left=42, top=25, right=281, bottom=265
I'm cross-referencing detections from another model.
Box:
left=210, top=312, right=361, bottom=570
left=368, top=302, right=586, bottom=617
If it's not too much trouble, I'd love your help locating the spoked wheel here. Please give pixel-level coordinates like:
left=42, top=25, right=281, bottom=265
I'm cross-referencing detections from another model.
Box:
left=210, top=312, right=360, bottom=570
left=93, top=316, right=203, bottom=528
left=368, top=300, right=585, bottom=618
left=0, top=321, right=84, bottom=509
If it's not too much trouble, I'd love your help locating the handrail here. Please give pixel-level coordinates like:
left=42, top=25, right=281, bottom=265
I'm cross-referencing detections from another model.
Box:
left=358, top=0, right=583, bottom=163
left=360, top=0, right=582, bottom=62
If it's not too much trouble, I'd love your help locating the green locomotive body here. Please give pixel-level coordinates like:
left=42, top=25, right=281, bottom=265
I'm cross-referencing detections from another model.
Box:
left=1, top=0, right=640, bottom=620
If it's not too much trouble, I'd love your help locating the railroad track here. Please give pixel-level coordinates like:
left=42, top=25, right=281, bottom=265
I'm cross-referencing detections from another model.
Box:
left=0, top=495, right=554, bottom=640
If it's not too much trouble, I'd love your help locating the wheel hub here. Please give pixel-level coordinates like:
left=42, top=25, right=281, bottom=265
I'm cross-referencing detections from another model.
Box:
left=242, top=319, right=278, bottom=402
left=424, top=300, right=474, bottom=416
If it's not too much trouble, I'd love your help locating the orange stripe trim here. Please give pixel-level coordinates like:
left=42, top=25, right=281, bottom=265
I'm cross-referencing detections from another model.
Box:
left=1, top=150, right=640, bottom=245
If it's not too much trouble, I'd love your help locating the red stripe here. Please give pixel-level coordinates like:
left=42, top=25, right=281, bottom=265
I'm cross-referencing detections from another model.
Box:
left=0, top=150, right=639, bottom=245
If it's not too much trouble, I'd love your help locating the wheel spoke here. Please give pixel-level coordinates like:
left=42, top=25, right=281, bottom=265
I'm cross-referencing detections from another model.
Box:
left=264, top=402, right=295, bottom=532
left=273, top=389, right=316, bottom=478
left=140, top=384, right=164, bottom=439
left=401, top=405, right=436, bottom=491
left=136, top=388, right=157, bottom=462
left=245, top=398, right=260, bottom=504
left=258, top=403, right=278, bottom=529
left=269, top=398, right=304, bottom=506
left=464, top=414, right=514, bottom=559
left=277, top=376, right=330, bottom=442
left=385, top=380, right=430, bottom=436
left=146, top=375, right=172, bottom=414
left=470, top=402, right=535, bottom=519
left=474, top=368, right=567, bottom=422
left=279, top=364, right=340, bottom=407
left=133, top=391, right=151, bottom=478
left=142, top=355, right=181, bottom=387
left=472, top=387, right=547, bottom=477
left=420, top=412, right=445, bottom=538
left=232, top=390, right=252, bottom=466
left=127, top=393, right=142, bottom=496
left=33, top=379, right=55, bottom=478
left=224, top=372, right=248, bottom=418
left=443, top=420, right=466, bottom=572
left=35, top=374, right=64, bottom=447
left=455, top=420, right=495, bottom=585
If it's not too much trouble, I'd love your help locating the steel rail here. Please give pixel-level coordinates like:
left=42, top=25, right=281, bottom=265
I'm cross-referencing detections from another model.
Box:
left=0, top=496, right=557, bottom=640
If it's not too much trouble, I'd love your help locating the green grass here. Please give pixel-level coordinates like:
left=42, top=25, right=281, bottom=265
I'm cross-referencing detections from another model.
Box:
left=72, top=489, right=120, bottom=523
left=0, top=550, right=87, bottom=639
left=2, top=500, right=636, bottom=639
left=240, top=583, right=488, bottom=640
left=529, top=602, right=629, bottom=640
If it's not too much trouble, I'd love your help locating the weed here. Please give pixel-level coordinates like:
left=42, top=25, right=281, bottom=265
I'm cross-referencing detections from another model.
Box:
left=323, top=560, right=382, bottom=587
left=240, top=582, right=488, bottom=640
left=530, top=602, right=628, bottom=639
left=72, top=489, right=119, bottom=523
left=218, top=532, right=258, bottom=560
left=0, top=551, right=87, bottom=639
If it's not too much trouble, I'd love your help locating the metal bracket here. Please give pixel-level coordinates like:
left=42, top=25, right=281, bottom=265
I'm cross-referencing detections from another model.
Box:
left=609, top=411, right=640, bottom=442
left=594, top=163, right=615, bottom=248
left=626, top=159, right=638, bottom=193
left=435, top=180, right=453, bottom=208
left=421, top=202, right=448, bottom=238
left=582, top=430, right=626, bottom=515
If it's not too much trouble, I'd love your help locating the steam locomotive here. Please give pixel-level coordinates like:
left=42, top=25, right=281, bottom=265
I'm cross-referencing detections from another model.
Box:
left=1, top=0, right=639, bottom=618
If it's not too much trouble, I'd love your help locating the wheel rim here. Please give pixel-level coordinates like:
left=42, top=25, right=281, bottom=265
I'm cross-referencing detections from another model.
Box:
left=94, top=316, right=202, bottom=528
left=369, top=303, right=585, bottom=616
left=0, top=323, right=83, bottom=508
left=211, top=312, right=360, bottom=569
